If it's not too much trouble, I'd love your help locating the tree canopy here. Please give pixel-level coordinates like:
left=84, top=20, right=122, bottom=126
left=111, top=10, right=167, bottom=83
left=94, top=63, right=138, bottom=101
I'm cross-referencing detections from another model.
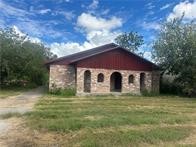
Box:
left=115, top=32, right=144, bottom=53
left=0, top=27, right=56, bottom=87
left=152, top=17, right=196, bottom=96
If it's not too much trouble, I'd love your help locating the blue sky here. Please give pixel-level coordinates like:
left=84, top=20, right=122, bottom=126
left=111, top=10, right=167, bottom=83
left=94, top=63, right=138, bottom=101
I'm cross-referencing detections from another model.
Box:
left=0, top=0, right=195, bottom=59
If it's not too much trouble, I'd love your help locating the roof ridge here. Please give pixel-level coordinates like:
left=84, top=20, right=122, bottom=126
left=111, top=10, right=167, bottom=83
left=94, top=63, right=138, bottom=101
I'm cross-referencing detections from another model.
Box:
left=45, top=43, right=159, bottom=69
left=70, top=46, right=119, bottom=63
left=45, top=43, right=118, bottom=65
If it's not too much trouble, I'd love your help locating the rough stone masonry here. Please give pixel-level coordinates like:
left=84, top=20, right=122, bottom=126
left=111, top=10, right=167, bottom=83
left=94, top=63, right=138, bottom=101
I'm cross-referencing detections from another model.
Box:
left=49, top=65, right=160, bottom=95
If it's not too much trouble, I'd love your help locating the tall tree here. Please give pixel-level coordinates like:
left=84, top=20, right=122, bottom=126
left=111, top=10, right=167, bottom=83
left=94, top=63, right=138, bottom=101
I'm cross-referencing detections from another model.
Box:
left=0, top=27, right=56, bottom=86
left=152, top=17, right=196, bottom=96
left=115, top=32, right=144, bottom=53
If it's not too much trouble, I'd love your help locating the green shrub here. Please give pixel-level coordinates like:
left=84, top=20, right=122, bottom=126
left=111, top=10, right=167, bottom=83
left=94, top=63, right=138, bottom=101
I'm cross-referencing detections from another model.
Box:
left=160, top=75, right=196, bottom=97
left=0, top=82, right=37, bottom=91
left=49, top=88, right=76, bottom=97
left=141, top=89, right=159, bottom=97
left=160, top=81, right=180, bottom=95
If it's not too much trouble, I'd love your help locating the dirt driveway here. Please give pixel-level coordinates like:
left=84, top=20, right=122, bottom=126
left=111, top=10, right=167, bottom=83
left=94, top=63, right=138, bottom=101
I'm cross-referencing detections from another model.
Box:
left=0, top=87, right=44, bottom=147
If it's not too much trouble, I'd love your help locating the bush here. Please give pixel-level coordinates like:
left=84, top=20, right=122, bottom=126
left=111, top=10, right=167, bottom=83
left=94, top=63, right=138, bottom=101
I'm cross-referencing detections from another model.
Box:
left=160, top=81, right=180, bottom=95
left=160, top=74, right=181, bottom=95
left=182, top=86, right=196, bottom=97
left=49, top=88, right=76, bottom=97
left=0, top=81, right=37, bottom=90
left=141, top=89, right=159, bottom=97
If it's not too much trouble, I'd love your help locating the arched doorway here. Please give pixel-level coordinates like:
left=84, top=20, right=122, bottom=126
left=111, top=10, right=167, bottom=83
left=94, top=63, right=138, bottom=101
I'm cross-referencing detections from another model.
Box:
left=140, top=73, right=146, bottom=92
left=84, top=70, right=91, bottom=92
left=110, top=72, right=122, bottom=92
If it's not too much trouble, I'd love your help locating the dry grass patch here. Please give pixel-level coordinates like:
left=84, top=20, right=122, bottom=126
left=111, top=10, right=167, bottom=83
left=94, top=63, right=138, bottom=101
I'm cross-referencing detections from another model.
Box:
left=0, top=112, right=23, bottom=119
left=0, top=87, right=34, bottom=99
left=0, top=90, right=21, bottom=99
left=83, top=115, right=104, bottom=121
left=3, top=120, right=194, bottom=147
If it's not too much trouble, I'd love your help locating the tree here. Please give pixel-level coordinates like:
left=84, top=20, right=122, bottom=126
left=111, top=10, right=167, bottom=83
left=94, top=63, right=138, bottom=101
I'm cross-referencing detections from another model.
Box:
left=0, top=27, right=56, bottom=86
left=115, top=32, right=144, bottom=53
left=152, top=17, right=196, bottom=96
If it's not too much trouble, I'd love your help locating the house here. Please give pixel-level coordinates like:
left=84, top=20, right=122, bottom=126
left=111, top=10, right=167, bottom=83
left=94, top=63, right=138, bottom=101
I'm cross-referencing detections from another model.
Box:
left=46, top=43, right=160, bottom=95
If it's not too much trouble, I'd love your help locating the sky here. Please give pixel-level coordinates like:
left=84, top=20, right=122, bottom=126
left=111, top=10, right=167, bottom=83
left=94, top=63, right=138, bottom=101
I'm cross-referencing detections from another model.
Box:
left=0, top=0, right=196, bottom=60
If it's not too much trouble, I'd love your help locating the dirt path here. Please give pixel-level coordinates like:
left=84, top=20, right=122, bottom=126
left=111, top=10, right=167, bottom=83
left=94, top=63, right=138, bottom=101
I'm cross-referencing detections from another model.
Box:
left=0, top=87, right=44, bottom=147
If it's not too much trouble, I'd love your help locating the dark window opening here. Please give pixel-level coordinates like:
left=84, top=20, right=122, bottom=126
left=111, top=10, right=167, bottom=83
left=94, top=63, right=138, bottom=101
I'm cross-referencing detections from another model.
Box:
left=110, top=72, right=122, bottom=92
left=128, top=75, right=134, bottom=84
left=84, top=70, right=91, bottom=93
left=140, top=73, right=146, bottom=92
left=97, top=73, right=104, bottom=82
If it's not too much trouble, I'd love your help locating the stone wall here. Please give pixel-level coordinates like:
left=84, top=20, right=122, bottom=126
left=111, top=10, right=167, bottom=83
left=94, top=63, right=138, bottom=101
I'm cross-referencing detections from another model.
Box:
left=49, top=65, right=160, bottom=94
left=76, top=67, right=159, bottom=95
left=49, top=65, right=76, bottom=90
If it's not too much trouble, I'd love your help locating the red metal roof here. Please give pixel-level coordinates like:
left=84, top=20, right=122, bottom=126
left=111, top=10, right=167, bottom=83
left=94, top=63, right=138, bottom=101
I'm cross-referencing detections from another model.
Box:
left=45, top=43, right=117, bottom=65
left=45, top=43, right=159, bottom=69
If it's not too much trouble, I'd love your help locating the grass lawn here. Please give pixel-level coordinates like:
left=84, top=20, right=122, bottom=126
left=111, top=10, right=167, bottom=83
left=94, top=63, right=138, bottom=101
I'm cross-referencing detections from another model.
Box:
left=26, top=95, right=196, bottom=146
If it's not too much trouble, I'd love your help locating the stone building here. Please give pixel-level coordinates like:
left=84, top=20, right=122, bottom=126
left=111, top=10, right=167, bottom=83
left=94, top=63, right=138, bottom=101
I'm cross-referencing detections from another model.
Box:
left=46, top=43, right=160, bottom=95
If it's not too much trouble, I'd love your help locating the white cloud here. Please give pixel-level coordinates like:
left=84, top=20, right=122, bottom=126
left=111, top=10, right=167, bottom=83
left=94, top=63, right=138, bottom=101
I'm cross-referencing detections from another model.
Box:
left=77, top=13, right=122, bottom=32
left=54, top=0, right=70, bottom=3
left=167, top=1, right=196, bottom=21
left=86, top=30, right=119, bottom=46
left=143, top=51, right=152, bottom=60
left=0, top=0, right=31, bottom=19
left=55, top=11, right=75, bottom=20
left=141, top=21, right=161, bottom=30
left=12, top=25, right=26, bottom=36
left=38, top=9, right=51, bottom=15
left=147, top=10, right=154, bottom=16
left=8, top=17, right=68, bottom=40
left=50, top=13, right=123, bottom=57
left=101, top=9, right=110, bottom=15
left=30, top=6, right=51, bottom=15
left=88, top=0, right=99, bottom=9
left=50, top=42, right=82, bottom=56
left=12, top=25, right=41, bottom=43
left=0, top=1, right=67, bottom=39
left=29, top=37, right=41, bottom=44
left=0, top=0, right=123, bottom=57
left=9, top=24, right=120, bottom=57
left=50, top=30, right=120, bottom=56
left=160, top=3, right=172, bottom=10
left=146, top=2, right=155, bottom=10
left=0, top=1, right=48, bottom=41
left=138, top=44, right=153, bottom=61
left=63, top=11, right=75, bottom=20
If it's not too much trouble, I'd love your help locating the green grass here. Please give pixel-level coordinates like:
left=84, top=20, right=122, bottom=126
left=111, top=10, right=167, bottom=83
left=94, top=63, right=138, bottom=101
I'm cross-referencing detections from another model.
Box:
left=78, top=127, right=191, bottom=147
left=26, top=95, right=196, bottom=146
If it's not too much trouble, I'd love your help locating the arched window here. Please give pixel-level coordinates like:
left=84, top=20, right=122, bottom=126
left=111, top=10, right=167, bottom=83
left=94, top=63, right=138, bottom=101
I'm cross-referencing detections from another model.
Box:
left=128, top=75, right=134, bottom=84
left=97, top=73, right=104, bottom=82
